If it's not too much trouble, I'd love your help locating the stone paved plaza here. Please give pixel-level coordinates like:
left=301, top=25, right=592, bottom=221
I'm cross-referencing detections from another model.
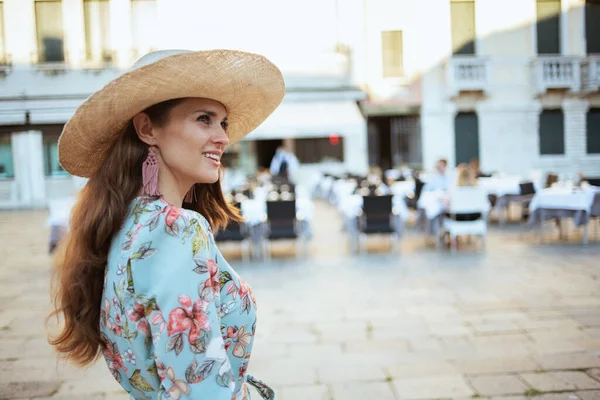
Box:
left=1, top=201, right=600, bottom=400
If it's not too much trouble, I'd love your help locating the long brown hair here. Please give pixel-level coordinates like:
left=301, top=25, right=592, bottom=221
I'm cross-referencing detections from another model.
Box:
left=47, top=98, right=242, bottom=366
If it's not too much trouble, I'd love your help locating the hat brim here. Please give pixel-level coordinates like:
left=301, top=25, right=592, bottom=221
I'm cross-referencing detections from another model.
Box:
left=58, top=50, right=285, bottom=177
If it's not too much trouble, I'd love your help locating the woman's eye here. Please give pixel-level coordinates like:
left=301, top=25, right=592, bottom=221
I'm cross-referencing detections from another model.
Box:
left=197, top=115, right=210, bottom=124
left=221, top=121, right=229, bottom=130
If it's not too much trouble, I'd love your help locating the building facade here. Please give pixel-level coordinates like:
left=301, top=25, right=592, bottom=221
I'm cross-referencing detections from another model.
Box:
left=360, top=0, right=600, bottom=178
left=0, top=0, right=368, bottom=209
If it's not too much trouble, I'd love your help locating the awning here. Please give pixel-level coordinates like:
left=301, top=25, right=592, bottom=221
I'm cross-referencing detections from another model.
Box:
left=245, top=100, right=366, bottom=140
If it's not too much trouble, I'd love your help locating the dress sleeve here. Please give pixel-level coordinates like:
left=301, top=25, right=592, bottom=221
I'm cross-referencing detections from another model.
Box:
left=129, top=206, right=235, bottom=399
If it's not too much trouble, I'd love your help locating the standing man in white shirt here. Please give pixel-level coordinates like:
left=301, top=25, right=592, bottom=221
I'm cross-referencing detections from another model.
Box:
left=270, top=144, right=299, bottom=183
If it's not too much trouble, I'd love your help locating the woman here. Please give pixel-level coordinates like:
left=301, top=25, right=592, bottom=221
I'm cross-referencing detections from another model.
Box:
left=456, top=163, right=478, bottom=187
left=48, top=50, right=285, bottom=399
left=445, top=164, right=481, bottom=221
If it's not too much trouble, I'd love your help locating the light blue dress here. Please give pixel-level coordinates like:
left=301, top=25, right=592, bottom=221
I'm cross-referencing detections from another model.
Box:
left=99, top=195, right=273, bottom=400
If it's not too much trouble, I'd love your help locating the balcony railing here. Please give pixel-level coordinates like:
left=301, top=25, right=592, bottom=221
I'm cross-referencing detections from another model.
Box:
left=446, top=56, right=490, bottom=97
left=532, top=56, right=581, bottom=95
left=582, top=55, right=600, bottom=94
left=31, top=51, right=69, bottom=75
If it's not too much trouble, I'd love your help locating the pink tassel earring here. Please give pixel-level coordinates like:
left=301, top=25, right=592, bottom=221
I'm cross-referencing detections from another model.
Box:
left=142, top=146, right=161, bottom=197
left=184, top=184, right=196, bottom=203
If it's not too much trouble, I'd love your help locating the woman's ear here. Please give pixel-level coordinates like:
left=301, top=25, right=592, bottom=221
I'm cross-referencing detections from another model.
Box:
left=132, top=113, right=156, bottom=146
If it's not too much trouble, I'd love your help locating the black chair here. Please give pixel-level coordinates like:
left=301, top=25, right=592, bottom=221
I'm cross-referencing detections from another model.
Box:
left=519, top=181, right=537, bottom=217
left=406, top=178, right=425, bottom=210
left=214, top=203, right=250, bottom=261
left=264, top=200, right=304, bottom=258
left=358, top=195, right=399, bottom=253
left=584, top=177, right=600, bottom=187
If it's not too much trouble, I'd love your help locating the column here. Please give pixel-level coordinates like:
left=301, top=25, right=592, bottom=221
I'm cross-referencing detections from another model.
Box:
left=12, top=131, right=46, bottom=208
left=563, top=98, right=589, bottom=175
left=63, top=0, right=86, bottom=68
left=3, top=0, right=36, bottom=67
left=110, top=0, right=132, bottom=68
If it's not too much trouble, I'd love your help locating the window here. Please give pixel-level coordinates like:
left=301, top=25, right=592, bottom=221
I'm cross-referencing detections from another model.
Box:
left=295, top=137, right=344, bottom=164
left=84, top=0, right=111, bottom=63
left=0, top=2, right=6, bottom=64
left=539, top=110, right=565, bottom=155
left=35, top=0, right=65, bottom=63
left=454, top=112, right=479, bottom=165
left=450, top=0, right=476, bottom=55
left=381, top=30, right=404, bottom=78
left=587, top=108, right=600, bottom=154
left=131, top=0, right=157, bottom=58
left=536, top=0, right=561, bottom=54
left=586, top=0, right=600, bottom=54
left=43, top=134, right=69, bottom=176
left=0, top=134, right=14, bottom=179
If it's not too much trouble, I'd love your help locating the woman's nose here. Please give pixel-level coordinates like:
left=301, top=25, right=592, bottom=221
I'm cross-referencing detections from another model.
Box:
left=214, top=127, right=230, bottom=145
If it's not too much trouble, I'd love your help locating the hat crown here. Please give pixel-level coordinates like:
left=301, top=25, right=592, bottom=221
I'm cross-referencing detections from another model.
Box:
left=130, top=49, right=192, bottom=70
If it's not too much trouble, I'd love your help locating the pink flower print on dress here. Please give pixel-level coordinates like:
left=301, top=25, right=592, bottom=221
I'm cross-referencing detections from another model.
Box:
left=167, top=295, right=211, bottom=345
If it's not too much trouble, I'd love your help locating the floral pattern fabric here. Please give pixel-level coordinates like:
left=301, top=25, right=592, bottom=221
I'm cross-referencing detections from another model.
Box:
left=100, top=195, right=273, bottom=400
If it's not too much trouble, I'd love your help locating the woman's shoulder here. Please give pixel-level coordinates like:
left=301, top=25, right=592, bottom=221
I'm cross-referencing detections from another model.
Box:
left=128, top=196, right=209, bottom=227
left=124, top=196, right=212, bottom=248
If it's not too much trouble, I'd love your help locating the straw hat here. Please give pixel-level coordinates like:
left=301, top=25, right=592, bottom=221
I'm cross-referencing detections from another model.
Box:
left=58, top=49, right=285, bottom=177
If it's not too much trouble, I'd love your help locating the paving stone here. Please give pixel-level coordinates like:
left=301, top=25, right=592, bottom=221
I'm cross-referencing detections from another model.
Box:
left=577, top=391, right=600, bottom=400
left=536, top=394, right=581, bottom=400
left=0, top=381, right=62, bottom=399
left=535, top=353, right=600, bottom=370
left=520, top=371, right=600, bottom=392
left=54, top=378, right=125, bottom=396
left=331, top=382, right=395, bottom=400
left=251, top=363, right=318, bottom=386
left=344, top=339, right=410, bottom=354
left=103, top=393, right=131, bottom=400
left=34, top=396, right=106, bottom=400
left=453, top=357, right=541, bottom=374
left=519, top=318, right=583, bottom=331
left=472, top=321, right=525, bottom=334
left=489, top=396, right=528, bottom=400
left=392, top=376, right=473, bottom=399
left=317, top=364, right=386, bottom=384
left=385, top=361, right=459, bottom=379
left=469, top=375, right=530, bottom=396
left=587, top=368, right=600, bottom=382
left=278, top=385, right=330, bottom=400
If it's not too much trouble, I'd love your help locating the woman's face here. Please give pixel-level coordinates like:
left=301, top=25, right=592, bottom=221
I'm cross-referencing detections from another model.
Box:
left=152, top=98, right=229, bottom=186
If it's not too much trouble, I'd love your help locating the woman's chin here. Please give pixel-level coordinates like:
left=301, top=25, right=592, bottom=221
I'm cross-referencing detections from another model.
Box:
left=194, top=173, right=219, bottom=185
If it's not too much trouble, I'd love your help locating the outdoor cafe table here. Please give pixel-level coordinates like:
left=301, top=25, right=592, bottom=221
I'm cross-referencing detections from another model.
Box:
left=528, top=187, right=600, bottom=244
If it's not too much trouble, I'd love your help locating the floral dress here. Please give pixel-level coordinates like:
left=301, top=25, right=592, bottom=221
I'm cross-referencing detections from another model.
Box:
left=99, top=195, right=274, bottom=400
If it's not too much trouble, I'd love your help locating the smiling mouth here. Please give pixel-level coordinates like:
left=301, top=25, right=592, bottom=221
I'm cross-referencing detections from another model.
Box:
left=202, top=153, right=221, bottom=163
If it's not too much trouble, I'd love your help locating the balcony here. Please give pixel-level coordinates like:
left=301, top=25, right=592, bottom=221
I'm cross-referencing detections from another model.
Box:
left=582, top=55, right=600, bottom=93
left=446, top=56, right=490, bottom=97
left=532, top=56, right=581, bottom=95
left=31, top=51, right=69, bottom=76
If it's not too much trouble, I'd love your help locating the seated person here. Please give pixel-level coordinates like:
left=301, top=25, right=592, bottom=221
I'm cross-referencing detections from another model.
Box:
left=423, top=159, right=451, bottom=192
left=446, top=165, right=481, bottom=221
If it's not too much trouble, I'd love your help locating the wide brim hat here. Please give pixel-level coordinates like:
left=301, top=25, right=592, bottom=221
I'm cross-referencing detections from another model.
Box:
left=58, top=49, right=285, bottom=177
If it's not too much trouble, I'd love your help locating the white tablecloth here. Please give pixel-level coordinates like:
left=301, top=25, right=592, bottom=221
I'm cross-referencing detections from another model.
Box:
left=390, top=180, right=416, bottom=198
left=417, top=191, right=447, bottom=220
left=529, top=188, right=599, bottom=214
left=478, top=177, right=523, bottom=198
